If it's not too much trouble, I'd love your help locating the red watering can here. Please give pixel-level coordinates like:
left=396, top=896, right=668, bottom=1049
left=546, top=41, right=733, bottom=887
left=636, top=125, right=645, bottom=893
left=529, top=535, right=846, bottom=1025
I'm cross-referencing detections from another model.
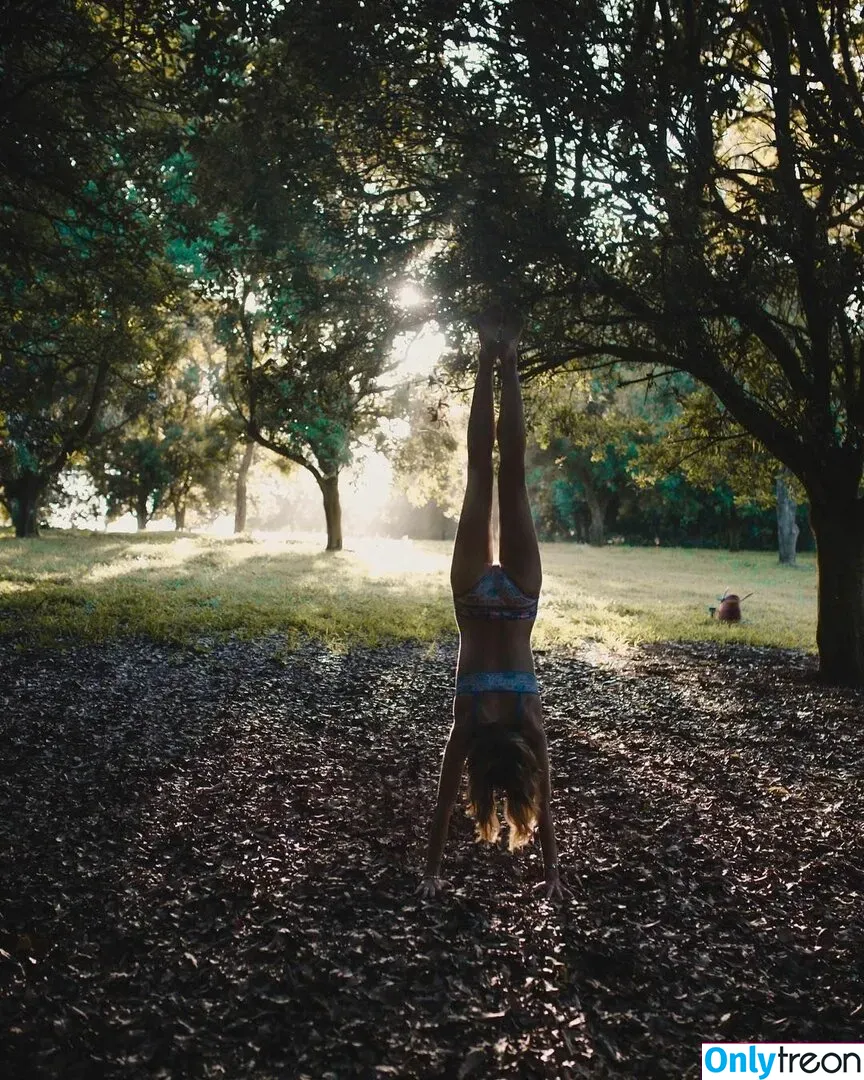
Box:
left=713, top=590, right=753, bottom=622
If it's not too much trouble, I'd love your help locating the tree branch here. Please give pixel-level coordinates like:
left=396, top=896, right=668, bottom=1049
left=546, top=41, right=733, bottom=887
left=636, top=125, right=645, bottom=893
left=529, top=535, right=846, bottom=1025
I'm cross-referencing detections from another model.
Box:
left=615, top=368, right=684, bottom=388
left=52, top=350, right=112, bottom=473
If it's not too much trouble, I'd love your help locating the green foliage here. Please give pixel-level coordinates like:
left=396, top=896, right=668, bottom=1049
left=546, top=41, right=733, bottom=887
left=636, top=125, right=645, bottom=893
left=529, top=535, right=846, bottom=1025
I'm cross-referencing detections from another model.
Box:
left=519, top=364, right=800, bottom=549
left=87, top=346, right=237, bottom=529
left=0, top=1, right=191, bottom=535
left=638, top=385, right=806, bottom=509
left=0, top=277, right=184, bottom=533
left=301, top=2, right=864, bottom=505
left=222, top=286, right=402, bottom=484
left=389, top=378, right=466, bottom=520
left=91, top=434, right=172, bottom=527
left=165, top=28, right=421, bottom=550
left=524, top=369, right=655, bottom=544
left=159, top=355, right=237, bottom=526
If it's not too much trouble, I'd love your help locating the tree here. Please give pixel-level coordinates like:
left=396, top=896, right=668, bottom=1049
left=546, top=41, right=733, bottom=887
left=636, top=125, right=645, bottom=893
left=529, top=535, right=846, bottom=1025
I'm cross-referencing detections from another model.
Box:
left=389, top=376, right=467, bottom=523
left=218, top=283, right=403, bottom=550
left=526, top=372, right=654, bottom=546
left=0, top=280, right=182, bottom=535
left=517, top=2, right=864, bottom=682
left=175, top=33, right=419, bottom=551
left=776, top=469, right=800, bottom=566
left=87, top=346, right=236, bottom=531
left=161, top=372, right=234, bottom=531
left=637, top=383, right=807, bottom=561
left=168, top=311, right=253, bottom=533
left=306, top=1, right=864, bottom=682
left=103, top=435, right=169, bottom=531
left=233, top=438, right=256, bottom=534
left=0, top=0, right=188, bottom=535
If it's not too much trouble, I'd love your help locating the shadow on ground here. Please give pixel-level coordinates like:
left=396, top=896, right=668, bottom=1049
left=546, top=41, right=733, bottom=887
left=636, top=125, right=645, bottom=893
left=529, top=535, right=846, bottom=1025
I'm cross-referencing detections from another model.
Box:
left=1, top=637, right=862, bottom=1079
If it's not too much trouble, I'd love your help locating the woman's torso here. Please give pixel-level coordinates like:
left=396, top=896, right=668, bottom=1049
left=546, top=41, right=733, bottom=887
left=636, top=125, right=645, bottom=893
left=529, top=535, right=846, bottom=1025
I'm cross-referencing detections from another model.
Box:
left=452, top=563, right=539, bottom=680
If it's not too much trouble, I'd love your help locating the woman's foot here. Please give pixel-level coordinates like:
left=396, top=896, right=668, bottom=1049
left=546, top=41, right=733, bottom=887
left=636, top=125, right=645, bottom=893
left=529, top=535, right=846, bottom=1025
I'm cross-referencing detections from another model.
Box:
left=471, top=305, right=523, bottom=360
left=497, top=309, right=523, bottom=361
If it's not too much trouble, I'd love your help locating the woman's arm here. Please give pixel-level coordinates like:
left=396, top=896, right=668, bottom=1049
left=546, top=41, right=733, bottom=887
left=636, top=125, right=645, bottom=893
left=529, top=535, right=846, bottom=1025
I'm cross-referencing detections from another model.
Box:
left=418, top=723, right=469, bottom=896
left=537, top=799, right=564, bottom=900
left=532, top=723, right=566, bottom=901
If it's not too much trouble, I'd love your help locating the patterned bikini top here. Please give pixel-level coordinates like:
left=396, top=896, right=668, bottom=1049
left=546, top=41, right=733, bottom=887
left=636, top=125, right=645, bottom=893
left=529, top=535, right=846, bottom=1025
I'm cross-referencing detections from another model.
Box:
left=454, top=565, right=539, bottom=621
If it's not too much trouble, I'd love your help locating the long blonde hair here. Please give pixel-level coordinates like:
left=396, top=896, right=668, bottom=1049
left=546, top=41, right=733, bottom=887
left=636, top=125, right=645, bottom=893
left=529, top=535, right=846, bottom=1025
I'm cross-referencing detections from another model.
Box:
left=465, top=719, right=542, bottom=851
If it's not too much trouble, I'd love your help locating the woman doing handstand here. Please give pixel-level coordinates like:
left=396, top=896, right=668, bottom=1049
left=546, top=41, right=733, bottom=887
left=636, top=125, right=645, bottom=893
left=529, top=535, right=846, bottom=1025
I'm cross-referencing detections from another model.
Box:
left=419, top=307, right=564, bottom=901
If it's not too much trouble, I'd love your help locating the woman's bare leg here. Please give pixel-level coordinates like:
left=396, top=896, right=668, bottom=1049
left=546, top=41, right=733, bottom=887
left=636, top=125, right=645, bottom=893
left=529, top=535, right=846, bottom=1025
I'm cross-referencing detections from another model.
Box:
left=497, top=330, right=542, bottom=597
left=450, top=339, right=496, bottom=596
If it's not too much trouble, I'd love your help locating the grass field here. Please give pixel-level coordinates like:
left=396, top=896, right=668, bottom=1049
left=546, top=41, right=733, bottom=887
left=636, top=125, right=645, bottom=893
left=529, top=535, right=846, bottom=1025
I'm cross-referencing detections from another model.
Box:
left=0, top=530, right=818, bottom=652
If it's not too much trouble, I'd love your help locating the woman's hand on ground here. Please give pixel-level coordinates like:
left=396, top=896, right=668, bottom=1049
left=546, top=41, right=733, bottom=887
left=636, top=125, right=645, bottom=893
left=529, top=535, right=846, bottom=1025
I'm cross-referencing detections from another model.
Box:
left=416, top=876, right=448, bottom=899
left=536, top=868, right=569, bottom=902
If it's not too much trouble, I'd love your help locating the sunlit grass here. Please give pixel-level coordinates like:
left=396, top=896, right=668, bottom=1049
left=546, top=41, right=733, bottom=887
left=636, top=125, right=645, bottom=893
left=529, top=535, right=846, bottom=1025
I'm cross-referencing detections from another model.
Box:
left=0, top=531, right=456, bottom=650
left=0, top=530, right=817, bottom=653
left=538, top=544, right=816, bottom=653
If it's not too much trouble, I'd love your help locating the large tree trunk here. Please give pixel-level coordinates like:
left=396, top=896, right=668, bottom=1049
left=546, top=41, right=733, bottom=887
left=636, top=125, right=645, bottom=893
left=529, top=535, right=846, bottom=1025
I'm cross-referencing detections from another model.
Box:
left=174, top=503, right=186, bottom=531
left=575, top=467, right=609, bottom=546
left=584, top=489, right=608, bottom=546
left=727, top=502, right=741, bottom=552
left=136, top=494, right=148, bottom=532
left=318, top=473, right=343, bottom=551
left=6, top=473, right=43, bottom=537
left=776, top=469, right=799, bottom=566
left=234, top=440, right=255, bottom=533
left=809, top=499, right=864, bottom=686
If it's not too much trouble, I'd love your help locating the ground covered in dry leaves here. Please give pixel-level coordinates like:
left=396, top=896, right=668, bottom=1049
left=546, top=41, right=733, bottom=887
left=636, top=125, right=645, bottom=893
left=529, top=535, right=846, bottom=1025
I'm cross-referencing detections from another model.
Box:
left=2, top=636, right=863, bottom=1079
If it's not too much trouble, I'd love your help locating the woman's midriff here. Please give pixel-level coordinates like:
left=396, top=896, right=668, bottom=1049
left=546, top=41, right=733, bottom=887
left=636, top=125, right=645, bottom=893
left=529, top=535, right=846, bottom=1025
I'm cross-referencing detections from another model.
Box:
left=455, top=617, right=536, bottom=677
